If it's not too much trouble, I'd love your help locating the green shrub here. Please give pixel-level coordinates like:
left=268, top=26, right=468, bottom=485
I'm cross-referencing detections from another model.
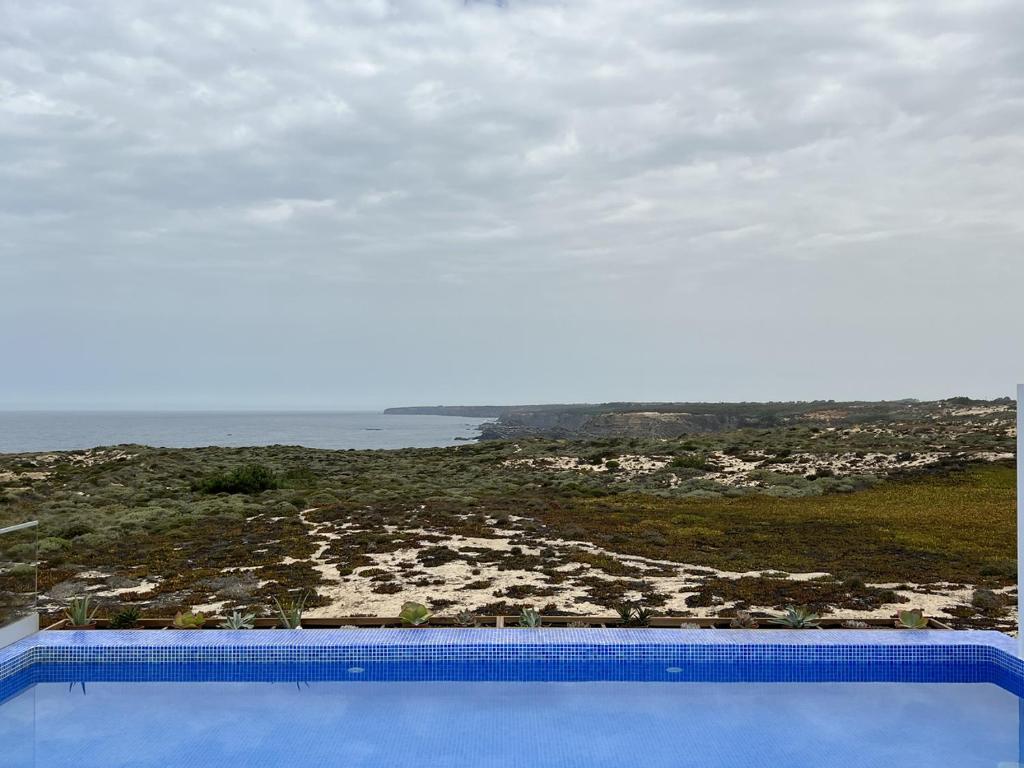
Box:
left=972, top=588, right=1005, bottom=612
left=37, top=536, right=72, bottom=559
left=979, top=558, right=1016, bottom=579
left=671, top=454, right=710, bottom=471
left=197, top=465, right=279, bottom=495
left=110, top=606, right=141, bottom=629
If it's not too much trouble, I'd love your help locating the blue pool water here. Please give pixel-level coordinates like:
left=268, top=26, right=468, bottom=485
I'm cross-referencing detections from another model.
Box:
left=1, top=678, right=1020, bottom=768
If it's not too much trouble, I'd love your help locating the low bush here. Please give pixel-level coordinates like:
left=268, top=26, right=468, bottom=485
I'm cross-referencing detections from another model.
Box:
left=197, top=464, right=279, bottom=495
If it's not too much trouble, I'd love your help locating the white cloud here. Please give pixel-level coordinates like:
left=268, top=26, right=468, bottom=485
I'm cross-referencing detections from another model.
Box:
left=245, top=198, right=337, bottom=224
left=0, top=0, right=1021, bottom=406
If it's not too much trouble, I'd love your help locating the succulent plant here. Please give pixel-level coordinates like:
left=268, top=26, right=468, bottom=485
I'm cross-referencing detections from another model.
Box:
left=219, top=610, right=256, bottom=630
left=615, top=602, right=637, bottom=625
left=518, top=608, right=543, bottom=628
left=616, top=601, right=653, bottom=627
left=768, top=606, right=821, bottom=629
left=894, top=609, right=928, bottom=629
left=64, top=596, right=99, bottom=627
left=399, top=601, right=432, bottom=627
left=172, top=610, right=206, bottom=629
left=454, top=610, right=478, bottom=627
left=633, top=604, right=653, bottom=627
left=729, top=610, right=760, bottom=629
left=273, top=592, right=309, bottom=629
left=109, top=606, right=141, bottom=629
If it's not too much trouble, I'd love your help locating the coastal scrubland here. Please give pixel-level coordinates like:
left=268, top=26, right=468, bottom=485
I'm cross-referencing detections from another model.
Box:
left=0, top=398, right=1016, bottom=629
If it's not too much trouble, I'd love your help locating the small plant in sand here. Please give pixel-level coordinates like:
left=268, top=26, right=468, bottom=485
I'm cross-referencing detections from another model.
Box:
left=729, top=611, right=759, bottom=629
left=518, top=608, right=543, bottom=628
left=64, top=596, right=99, bottom=628
left=172, top=610, right=206, bottom=629
left=454, top=610, right=479, bottom=628
left=220, top=610, right=256, bottom=630
left=109, top=606, right=141, bottom=629
left=273, top=592, right=309, bottom=629
left=615, top=601, right=653, bottom=627
left=768, top=606, right=821, bottom=629
left=399, top=601, right=432, bottom=627
left=894, top=609, right=928, bottom=629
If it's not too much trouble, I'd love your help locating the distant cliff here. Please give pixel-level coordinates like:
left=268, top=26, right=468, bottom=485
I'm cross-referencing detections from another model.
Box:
left=385, top=398, right=1012, bottom=441
left=476, top=409, right=750, bottom=440
left=385, top=400, right=911, bottom=440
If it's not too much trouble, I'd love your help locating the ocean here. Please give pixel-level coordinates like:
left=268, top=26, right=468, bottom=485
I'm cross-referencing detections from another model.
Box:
left=0, top=411, right=494, bottom=453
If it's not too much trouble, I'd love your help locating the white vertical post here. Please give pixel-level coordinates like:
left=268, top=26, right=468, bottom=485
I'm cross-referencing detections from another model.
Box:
left=1018, top=384, right=1023, bottom=654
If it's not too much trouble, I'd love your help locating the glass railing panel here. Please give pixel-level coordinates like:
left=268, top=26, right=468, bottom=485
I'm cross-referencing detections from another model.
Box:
left=0, top=521, right=38, bottom=646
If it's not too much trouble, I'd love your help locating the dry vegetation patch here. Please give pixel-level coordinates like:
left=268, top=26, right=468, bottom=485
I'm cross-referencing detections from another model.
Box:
left=0, top=399, right=1016, bottom=630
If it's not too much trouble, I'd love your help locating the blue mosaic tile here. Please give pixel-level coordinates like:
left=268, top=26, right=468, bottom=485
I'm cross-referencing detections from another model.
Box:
left=2, top=628, right=1022, bottom=704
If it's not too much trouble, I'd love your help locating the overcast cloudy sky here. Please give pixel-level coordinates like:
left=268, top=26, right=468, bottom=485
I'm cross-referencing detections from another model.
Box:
left=1, top=1, right=1021, bottom=409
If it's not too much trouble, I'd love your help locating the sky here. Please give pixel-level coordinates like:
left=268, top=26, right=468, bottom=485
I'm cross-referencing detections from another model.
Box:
left=1, top=0, right=1022, bottom=410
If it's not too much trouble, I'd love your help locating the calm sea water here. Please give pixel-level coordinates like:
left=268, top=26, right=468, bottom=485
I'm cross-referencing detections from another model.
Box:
left=0, top=411, right=493, bottom=453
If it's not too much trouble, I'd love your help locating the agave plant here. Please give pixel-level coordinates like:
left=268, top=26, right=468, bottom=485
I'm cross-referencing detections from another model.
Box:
left=729, top=610, right=760, bottom=629
left=172, top=610, right=206, bottom=629
left=894, top=609, right=928, bottom=629
left=615, top=602, right=637, bottom=626
left=273, top=592, right=309, bottom=630
left=219, top=610, right=256, bottom=630
left=454, top=610, right=478, bottom=628
left=518, top=608, right=542, bottom=628
left=768, top=606, right=821, bottom=629
left=616, top=601, right=652, bottom=627
left=109, top=606, right=141, bottom=629
left=64, top=596, right=99, bottom=628
left=399, top=601, right=431, bottom=627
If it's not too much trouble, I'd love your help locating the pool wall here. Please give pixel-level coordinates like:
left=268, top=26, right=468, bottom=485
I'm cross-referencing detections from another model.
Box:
left=3, top=628, right=1023, bottom=702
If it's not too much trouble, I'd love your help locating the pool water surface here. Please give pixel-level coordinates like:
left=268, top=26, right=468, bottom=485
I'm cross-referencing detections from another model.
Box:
left=1, top=679, right=1019, bottom=768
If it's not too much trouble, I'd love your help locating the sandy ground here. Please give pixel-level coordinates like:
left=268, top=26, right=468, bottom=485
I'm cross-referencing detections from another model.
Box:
left=504, top=449, right=1013, bottom=489
left=289, top=508, right=1015, bottom=626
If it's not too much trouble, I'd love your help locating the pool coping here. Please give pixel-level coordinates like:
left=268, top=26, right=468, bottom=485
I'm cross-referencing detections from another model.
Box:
left=3, top=628, right=1023, bottom=695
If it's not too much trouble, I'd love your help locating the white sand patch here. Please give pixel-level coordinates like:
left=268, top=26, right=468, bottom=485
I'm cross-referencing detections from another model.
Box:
left=503, top=454, right=670, bottom=474
left=283, top=507, right=1012, bottom=627
left=0, top=470, right=49, bottom=482
left=24, top=448, right=136, bottom=468
left=93, top=579, right=159, bottom=598
left=191, top=599, right=229, bottom=614
left=973, top=452, right=1015, bottom=462
left=76, top=570, right=112, bottom=579
left=502, top=447, right=1011, bottom=490
left=950, top=405, right=1013, bottom=417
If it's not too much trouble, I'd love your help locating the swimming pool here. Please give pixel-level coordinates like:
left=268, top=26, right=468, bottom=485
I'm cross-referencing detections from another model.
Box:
left=2, top=629, right=1022, bottom=767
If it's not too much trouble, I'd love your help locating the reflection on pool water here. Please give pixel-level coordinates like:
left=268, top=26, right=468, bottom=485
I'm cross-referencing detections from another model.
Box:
left=1, top=679, right=1020, bottom=768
